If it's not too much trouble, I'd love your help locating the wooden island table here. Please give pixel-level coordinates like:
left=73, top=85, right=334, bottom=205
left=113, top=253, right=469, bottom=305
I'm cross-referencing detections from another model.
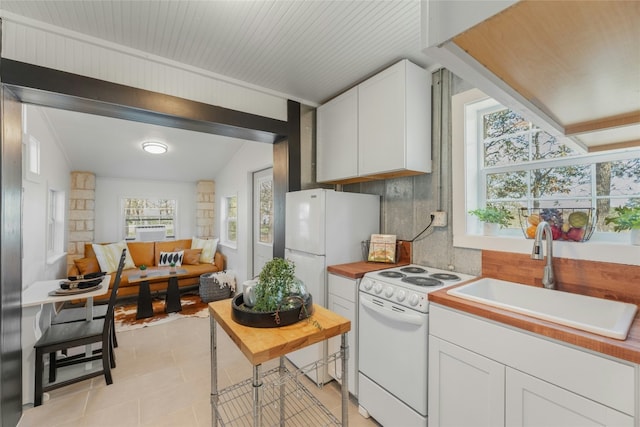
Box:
left=209, top=299, right=351, bottom=426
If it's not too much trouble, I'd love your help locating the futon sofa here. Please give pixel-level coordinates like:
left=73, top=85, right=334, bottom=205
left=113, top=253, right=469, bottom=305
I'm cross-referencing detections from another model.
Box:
left=68, top=238, right=225, bottom=302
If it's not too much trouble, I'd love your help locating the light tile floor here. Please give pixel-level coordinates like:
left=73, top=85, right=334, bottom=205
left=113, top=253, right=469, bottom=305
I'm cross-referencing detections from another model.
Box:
left=18, top=316, right=380, bottom=427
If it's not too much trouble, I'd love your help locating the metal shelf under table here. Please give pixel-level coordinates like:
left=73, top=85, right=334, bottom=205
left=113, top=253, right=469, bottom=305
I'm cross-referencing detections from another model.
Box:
left=209, top=301, right=351, bottom=427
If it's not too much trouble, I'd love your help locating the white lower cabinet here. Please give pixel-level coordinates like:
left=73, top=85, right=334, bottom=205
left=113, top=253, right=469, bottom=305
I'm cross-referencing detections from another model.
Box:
left=428, top=305, right=636, bottom=427
left=506, top=368, right=633, bottom=427
left=429, top=336, right=505, bottom=427
left=327, top=273, right=358, bottom=396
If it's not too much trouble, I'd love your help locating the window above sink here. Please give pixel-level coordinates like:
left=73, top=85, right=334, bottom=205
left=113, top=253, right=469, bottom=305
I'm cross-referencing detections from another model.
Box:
left=451, top=88, right=640, bottom=265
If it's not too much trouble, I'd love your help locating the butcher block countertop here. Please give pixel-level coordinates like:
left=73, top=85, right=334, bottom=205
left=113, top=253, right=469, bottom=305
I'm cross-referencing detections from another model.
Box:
left=327, top=260, right=410, bottom=279
left=328, top=240, right=413, bottom=279
left=209, top=301, right=351, bottom=366
left=429, top=280, right=640, bottom=365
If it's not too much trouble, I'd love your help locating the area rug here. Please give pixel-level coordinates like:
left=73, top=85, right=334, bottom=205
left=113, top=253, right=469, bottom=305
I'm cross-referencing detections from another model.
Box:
left=114, top=293, right=210, bottom=332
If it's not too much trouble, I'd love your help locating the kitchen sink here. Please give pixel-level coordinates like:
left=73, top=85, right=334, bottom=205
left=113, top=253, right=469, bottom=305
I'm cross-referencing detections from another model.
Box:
left=447, top=278, right=638, bottom=340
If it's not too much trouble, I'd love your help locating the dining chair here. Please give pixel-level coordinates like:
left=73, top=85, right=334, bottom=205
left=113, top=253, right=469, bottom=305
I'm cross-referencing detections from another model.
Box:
left=33, top=249, right=126, bottom=406
left=51, top=289, right=118, bottom=348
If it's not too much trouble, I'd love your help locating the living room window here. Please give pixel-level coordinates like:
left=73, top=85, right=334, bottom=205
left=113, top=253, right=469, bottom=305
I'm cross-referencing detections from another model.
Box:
left=258, top=177, right=273, bottom=244
left=452, top=88, right=640, bottom=263
left=122, top=198, right=176, bottom=240
left=47, top=188, right=66, bottom=263
left=221, top=195, right=238, bottom=247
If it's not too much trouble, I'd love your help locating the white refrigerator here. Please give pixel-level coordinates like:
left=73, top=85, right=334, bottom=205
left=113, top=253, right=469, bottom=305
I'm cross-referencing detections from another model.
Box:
left=285, top=188, right=380, bottom=384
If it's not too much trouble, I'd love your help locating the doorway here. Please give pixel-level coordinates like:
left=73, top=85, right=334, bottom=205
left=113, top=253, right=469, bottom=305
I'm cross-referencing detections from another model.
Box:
left=1, top=59, right=301, bottom=421
left=252, top=167, right=274, bottom=277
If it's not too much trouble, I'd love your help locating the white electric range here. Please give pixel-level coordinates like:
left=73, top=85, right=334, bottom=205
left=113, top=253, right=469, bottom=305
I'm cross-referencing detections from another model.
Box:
left=358, top=264, right=475, bottom=427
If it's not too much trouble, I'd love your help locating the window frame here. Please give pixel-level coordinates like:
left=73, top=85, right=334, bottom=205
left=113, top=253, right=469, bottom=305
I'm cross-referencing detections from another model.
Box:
left=452, top=88, right=640, bottom=265
left=256, top=174, right=273, bottom=245
left=46, top=186, right=66, bottom=264
left=23, top=135, right=42, bottom=183
left=221, top=194, right=238, bottom=249
left=121, top=197, right=177, bottom=240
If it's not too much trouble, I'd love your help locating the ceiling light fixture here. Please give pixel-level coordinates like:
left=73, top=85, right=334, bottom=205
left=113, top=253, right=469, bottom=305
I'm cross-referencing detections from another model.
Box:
left=142, top=141, right=168, bottom=154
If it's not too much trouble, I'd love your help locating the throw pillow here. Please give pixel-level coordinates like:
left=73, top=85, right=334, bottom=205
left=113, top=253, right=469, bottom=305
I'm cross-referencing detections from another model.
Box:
left=92, top=241, right=136, bottom=273
left=158, top=250, right=184, bottom=267
left=74, top=257, right=101, bottom=275
left=191, top=237, right=219, bottom=264
left=180, top=248, right=202, bottom=265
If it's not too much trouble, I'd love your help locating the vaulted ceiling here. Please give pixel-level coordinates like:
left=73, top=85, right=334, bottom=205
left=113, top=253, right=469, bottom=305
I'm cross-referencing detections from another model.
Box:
left=1, top=0, right=433, bottom=105
left=1, top=1, right=434, bottom=181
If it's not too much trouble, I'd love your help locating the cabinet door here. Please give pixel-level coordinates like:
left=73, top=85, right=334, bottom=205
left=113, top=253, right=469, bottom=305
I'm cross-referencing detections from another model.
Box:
left=429, top=336, right=505, bottom=427
left=327, top=275, right=357, bottom=396
left=358, top=60, right=406, bottom=176
left=316, top=87, right=358, bottom=182
left=506, top=368, right=633, bottom=427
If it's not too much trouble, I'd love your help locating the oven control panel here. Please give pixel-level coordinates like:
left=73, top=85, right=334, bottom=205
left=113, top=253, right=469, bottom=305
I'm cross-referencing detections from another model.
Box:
left=360, top=277, right=428, bottom=312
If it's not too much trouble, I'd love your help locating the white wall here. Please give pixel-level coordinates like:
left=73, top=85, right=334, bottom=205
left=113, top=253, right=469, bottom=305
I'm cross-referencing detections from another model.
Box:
left=22, top=105, right=71, bottom=288
left=1, top=16, right=288, bottom=121
left=214, top=142, right=273, bottom=285
left=94, top=177, right=198, bottom=243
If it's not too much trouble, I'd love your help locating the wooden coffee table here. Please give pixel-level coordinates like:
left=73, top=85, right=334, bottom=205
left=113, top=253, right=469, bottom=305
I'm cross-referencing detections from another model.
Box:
left=128, top=268, right=188, bottom=319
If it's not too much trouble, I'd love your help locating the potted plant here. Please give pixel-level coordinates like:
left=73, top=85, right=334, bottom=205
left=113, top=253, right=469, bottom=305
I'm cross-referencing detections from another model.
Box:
left=605, top=206, right=640, bottom=245
left=232, top=258, right=314, bottom=328
left=469, top=205, right=514, bottom=236
left=139, top=264, right=147, bottom=278
left=169, top=262, right=177, bottom=274
left=253, top=258, right=298, bottom=312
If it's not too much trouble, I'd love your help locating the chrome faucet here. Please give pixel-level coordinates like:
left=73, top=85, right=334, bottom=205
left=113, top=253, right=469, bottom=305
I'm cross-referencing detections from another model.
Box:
left=531, top=221, right=556, bottom=289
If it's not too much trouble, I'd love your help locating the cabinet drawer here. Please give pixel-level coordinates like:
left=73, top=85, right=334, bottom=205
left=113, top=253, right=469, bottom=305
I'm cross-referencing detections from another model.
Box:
left=430, top=304, right=636, bottom=416
left=328, top=274, right=357, bottom=303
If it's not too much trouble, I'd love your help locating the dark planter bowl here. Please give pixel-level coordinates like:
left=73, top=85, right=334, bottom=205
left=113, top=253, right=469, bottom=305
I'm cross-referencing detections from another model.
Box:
left=231, top=293, right=313, bottom=328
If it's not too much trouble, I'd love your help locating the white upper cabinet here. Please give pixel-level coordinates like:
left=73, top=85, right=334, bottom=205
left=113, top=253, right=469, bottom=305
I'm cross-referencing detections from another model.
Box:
left=317, top=59, right=431, bottom=184
left=358, top=60, right=431, bottom=177
left=317, top=87, right=359, bottom=183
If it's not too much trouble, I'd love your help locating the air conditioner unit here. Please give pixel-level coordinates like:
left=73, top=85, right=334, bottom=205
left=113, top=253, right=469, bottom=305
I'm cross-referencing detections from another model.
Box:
left=135, top=225, right=166, bottom=242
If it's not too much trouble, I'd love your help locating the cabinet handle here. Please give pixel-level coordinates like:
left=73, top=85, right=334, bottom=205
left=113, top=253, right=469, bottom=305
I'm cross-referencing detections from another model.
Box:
left=360, top=298, right=424, bottom=326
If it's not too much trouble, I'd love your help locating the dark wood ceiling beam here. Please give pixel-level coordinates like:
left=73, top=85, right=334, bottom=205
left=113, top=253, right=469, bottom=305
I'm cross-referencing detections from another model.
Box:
left=0, top=58, right=289, bottom=143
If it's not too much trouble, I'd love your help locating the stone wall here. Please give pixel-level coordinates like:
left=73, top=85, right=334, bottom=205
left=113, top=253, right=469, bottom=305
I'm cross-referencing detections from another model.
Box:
left=67, top=171, right=96, bottom=270
left=196, top=180, right=215, bottom=238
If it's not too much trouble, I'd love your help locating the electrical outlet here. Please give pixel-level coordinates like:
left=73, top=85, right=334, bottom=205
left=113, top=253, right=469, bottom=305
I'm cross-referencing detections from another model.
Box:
left=432, top=211, right=447, bottom=227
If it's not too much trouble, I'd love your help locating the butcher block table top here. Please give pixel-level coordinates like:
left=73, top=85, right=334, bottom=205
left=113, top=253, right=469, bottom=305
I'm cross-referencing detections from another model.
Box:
left=209, top=300, right=351, bottom=366
left=429, top=280, right=640, bottom=365
left=327, top=260, right=410, bottom=279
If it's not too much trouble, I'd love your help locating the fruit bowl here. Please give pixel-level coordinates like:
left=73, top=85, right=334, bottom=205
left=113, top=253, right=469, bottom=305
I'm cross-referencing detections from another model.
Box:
left=519, top=208, right=596, bottom=242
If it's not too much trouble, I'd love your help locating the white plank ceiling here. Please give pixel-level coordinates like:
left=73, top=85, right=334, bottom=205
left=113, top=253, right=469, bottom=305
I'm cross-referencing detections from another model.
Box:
left=1, top=0, right=433, bottom=105
left=1, top=0, right=434, bottom=181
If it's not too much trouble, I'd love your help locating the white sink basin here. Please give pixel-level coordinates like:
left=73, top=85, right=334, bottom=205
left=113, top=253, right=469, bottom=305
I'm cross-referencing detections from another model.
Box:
left=447, top=278, right=638, bottom=340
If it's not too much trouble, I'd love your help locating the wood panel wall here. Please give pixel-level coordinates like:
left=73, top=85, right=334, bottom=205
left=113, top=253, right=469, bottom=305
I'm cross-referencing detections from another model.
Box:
left=483, top=250, right=640, bottom=306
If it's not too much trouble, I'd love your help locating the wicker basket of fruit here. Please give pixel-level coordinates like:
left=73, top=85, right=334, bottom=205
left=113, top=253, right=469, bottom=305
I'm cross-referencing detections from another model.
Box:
left=519, top=208, right=596, bottom=242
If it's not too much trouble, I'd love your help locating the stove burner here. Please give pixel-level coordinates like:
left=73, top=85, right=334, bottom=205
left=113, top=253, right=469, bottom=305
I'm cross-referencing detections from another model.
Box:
left=400, top=266, right=427, bottom=274
left=378, top=271, right=406, bottom=279
left=402, top=276, right=443, bottom=287
left=430, top=273, right=461, bottom=281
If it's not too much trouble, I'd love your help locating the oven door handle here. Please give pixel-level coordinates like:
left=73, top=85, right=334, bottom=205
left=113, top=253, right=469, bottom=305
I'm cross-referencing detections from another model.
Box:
left=360, top=298, right=424, bottom=326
